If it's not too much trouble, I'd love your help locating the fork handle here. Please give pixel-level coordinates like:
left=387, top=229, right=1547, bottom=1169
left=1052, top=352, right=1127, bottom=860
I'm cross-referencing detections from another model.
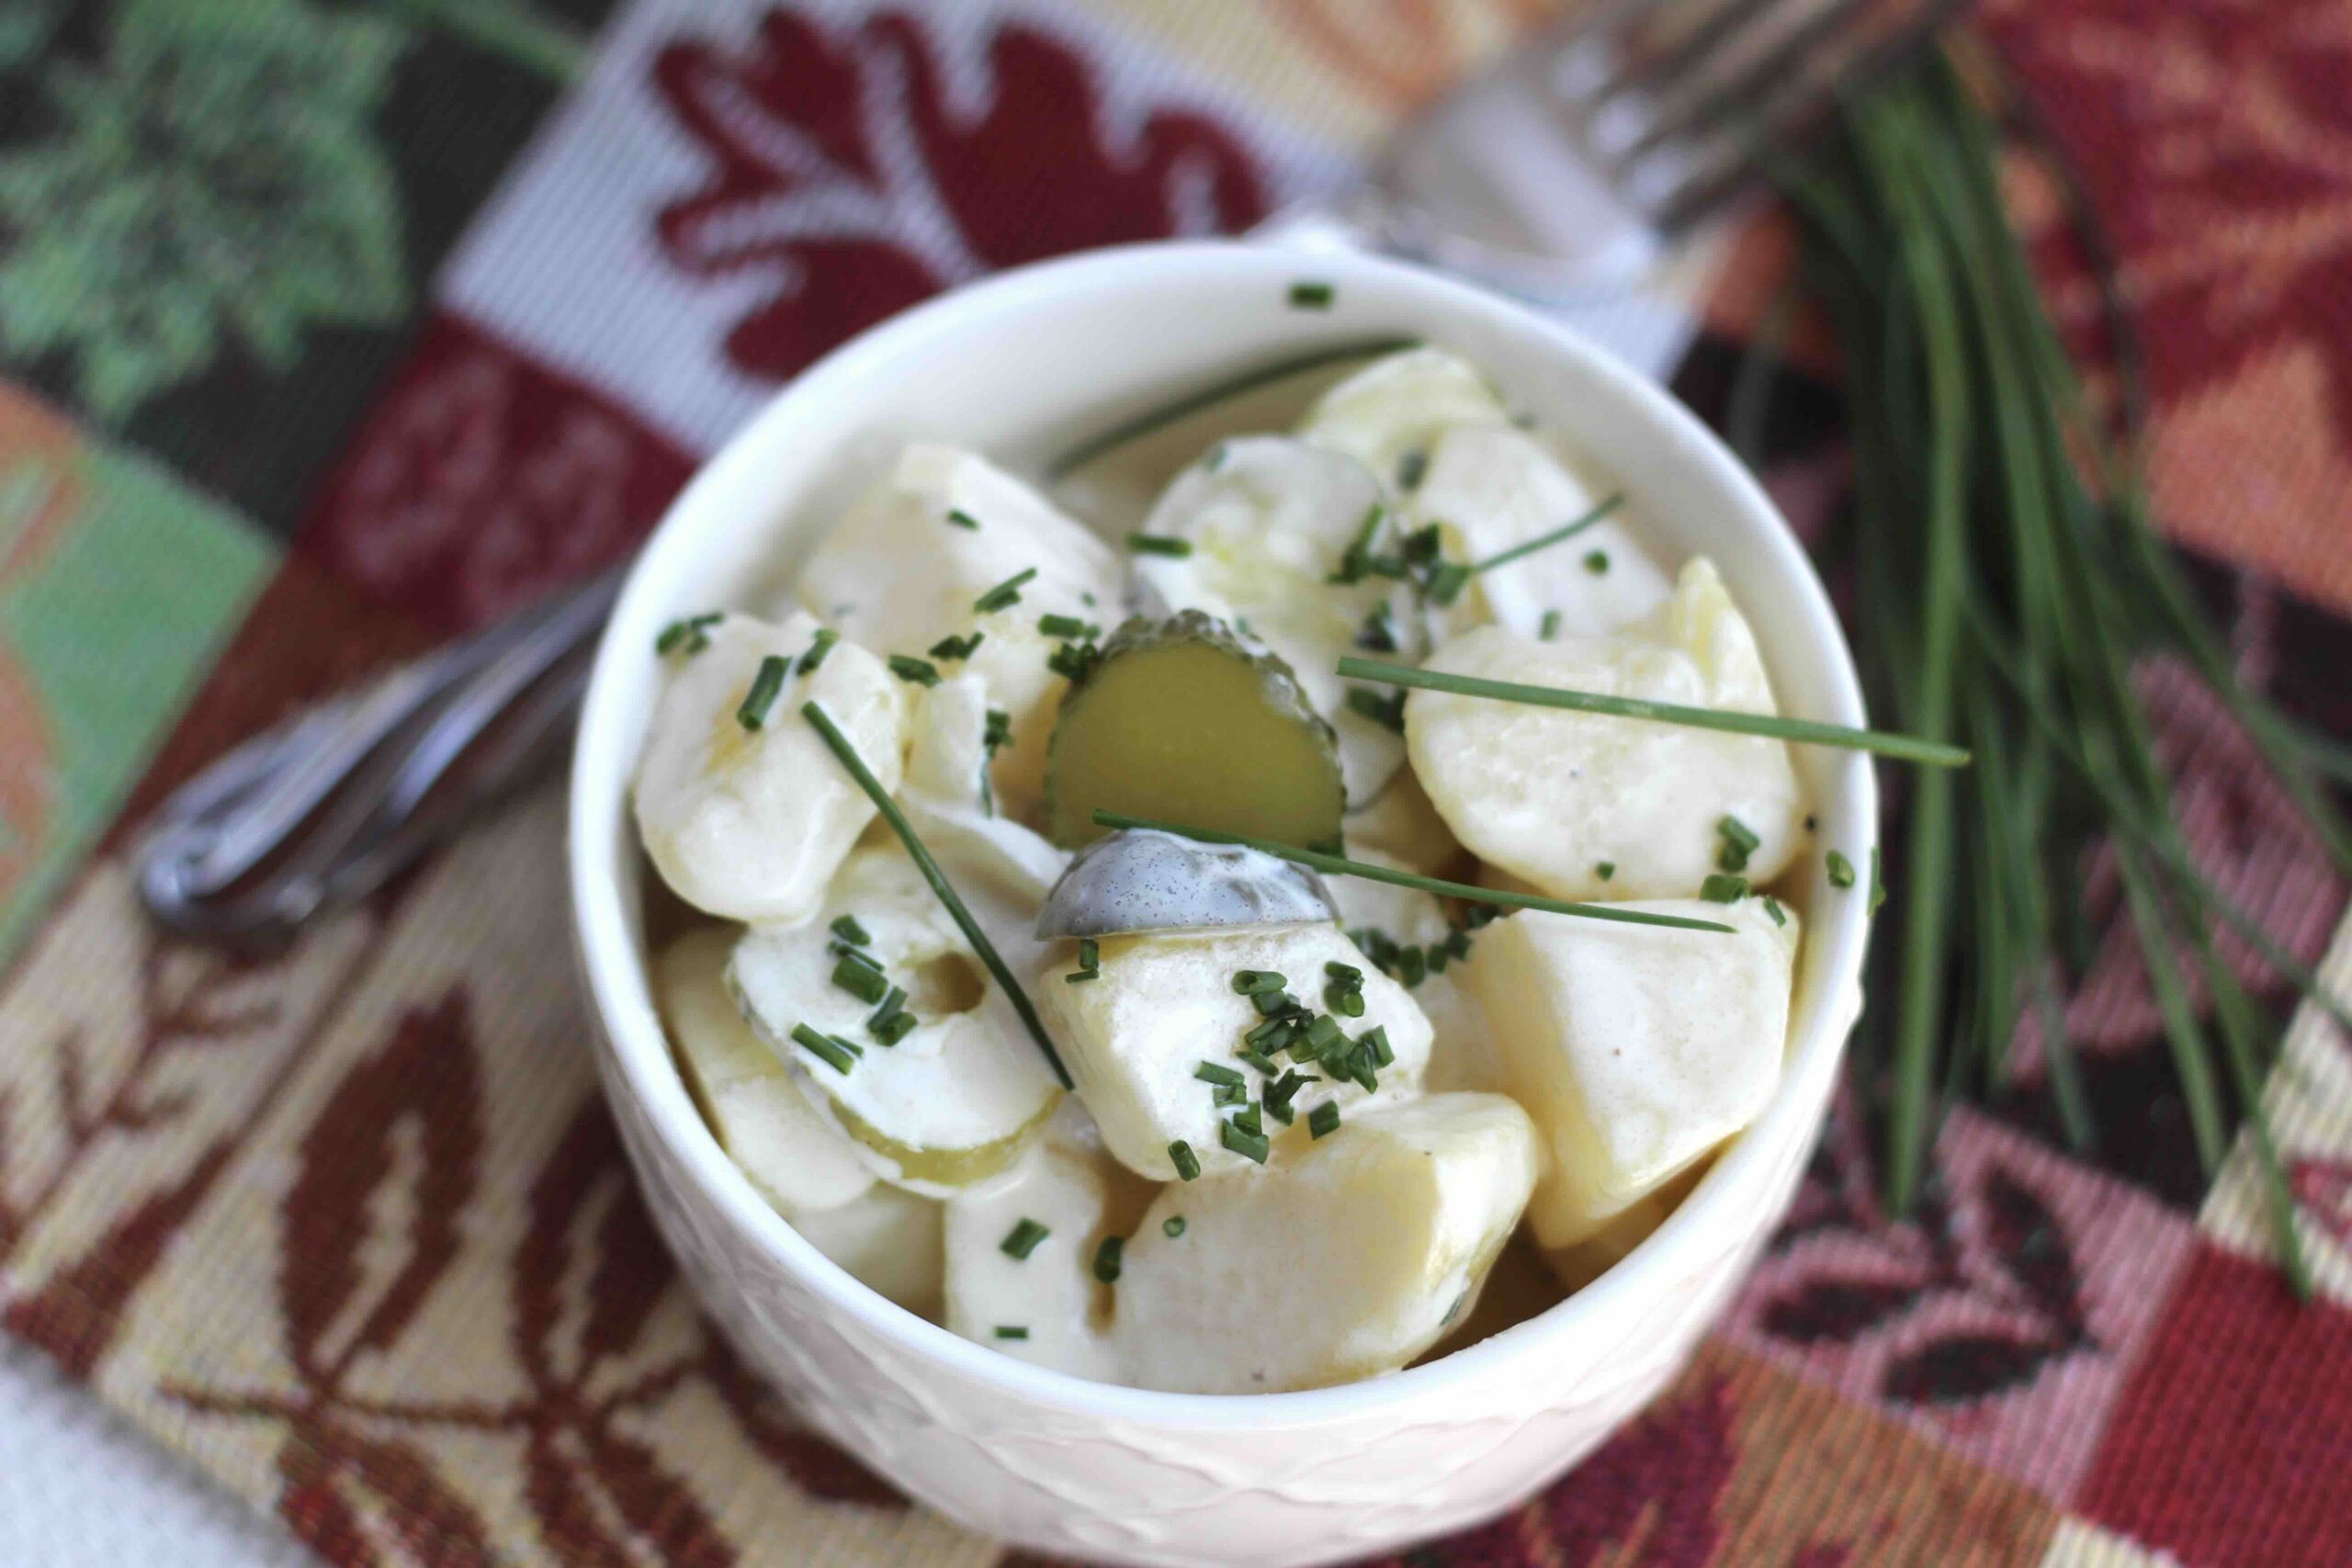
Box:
left=138, top=570, right=622, bottom=946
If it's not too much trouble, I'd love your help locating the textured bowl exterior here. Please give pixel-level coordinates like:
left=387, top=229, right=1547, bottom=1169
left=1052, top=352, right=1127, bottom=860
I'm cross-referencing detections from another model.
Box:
left=570, top=242, right=1876, bottom=1567
left=588, top=969, right=1858, bottom=1565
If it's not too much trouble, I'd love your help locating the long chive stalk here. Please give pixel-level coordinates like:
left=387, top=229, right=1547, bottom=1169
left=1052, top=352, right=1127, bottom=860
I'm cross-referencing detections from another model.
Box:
left=803, top=701, right=1072, bottom=1088
left=1778, top=42, right=2335, bottom=1292
left=1090, top=810, right=1736, bottom=933
left=1335, top=657, right=1970, bottom=767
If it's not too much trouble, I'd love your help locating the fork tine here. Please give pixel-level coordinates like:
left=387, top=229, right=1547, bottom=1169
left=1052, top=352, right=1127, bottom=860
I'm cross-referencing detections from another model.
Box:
left=1644, top=0, right=1971, bottom=231
left=1610, top=0, right=1883, bottom=170
left=1580, top=0, right=1790, bottom=114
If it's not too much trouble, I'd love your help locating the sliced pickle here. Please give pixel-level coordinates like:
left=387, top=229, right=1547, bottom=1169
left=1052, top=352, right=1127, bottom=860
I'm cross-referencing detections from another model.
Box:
left=727, top=846, right=1062, bottom=1197
left=1044, top=611, right=1344, bottom=851
left=1035, top=828, right=1336, bottom=940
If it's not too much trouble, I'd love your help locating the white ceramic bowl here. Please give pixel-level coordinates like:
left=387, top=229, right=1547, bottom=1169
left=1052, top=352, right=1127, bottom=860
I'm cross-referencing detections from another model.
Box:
left=569, top=241, right=1874, bottom=1568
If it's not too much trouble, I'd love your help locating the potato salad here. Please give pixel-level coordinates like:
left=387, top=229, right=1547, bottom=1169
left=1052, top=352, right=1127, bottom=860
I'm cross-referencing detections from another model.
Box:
left=636, top=347, right=1817, bottom=1394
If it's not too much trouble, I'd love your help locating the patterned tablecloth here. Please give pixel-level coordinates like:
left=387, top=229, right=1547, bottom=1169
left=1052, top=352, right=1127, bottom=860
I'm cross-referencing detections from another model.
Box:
left=1, top=2, right=2347, bottom=1564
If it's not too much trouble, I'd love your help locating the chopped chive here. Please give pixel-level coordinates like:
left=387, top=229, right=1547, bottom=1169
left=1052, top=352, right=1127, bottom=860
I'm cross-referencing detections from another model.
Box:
left=1465, top=494, right=1625, bottom=577
left=1361, top=1025, right=1395, bottom=1067
left=831, top=956, right=889, bottom=1004
left=1162, top=1215, right=1186, bottom=1238
left=1303, top=1013, right=1345, bottom=1059
left=1396, top=450, right=1428, bottom=491
left=1309, top=1100, right=1341, bottom=1139
left=1092, top=1235, right=1125, bottom=1283
left=888, top=653, right=941, bottom=687
left=1583, top=549, right=1611, bottom=575
left=1325, top=985, right=1365, bottom=1018
left=947, top=508, right=981, bottom=530
left=789, top=1022, right=857, bottom=1075
left=1763, top=896, right=1789, bottom=928
left=1169, top=1140, right=1202, bottom=1180
left=804, top=701, right=1072, bottom=1087
left=1212, top=1080, right=1247, bottom=1108
left=1126, top=534, right=1192, bottom=558
left=994, top=1325, right=1028, bottom=1339
left=1324, top=961, right=1363, bottom=984
left=1346, top=686, right=1408, bottom=734
left=1402, top=524, right=1443, bottom=565
left=1236, top=1048, right=1280, bottom=1077
left=929, top=630, right=986, bottom=662
left=831, top=914, right=871, bottom=946
left=1230, top=1102, right=1263, bottom=1137
left=798, top=626, right=839, bottom=673
left=1337, top=658, right=1972, bottom=767
left=872, top=1010, right=917, bottom=1045
left=1827, top=850, right=1857, bottom=888
left=983, top=709, right=1013, bottom=750
left=1718, top=815, right=1762, bottom=873
left=1194, top=1061, right=1247, bottom=1089
left=1288, top=279, right=1335, bottom=309
left=1251, top=988, right=1302, bottom=1018
left=1061, top=968, right=1100, bottom=984
left=1700, top=873, right=1749, bottom=903
left=1540, top=609, right=1563, bottom=641
left=1047, top=639, right=1100, bottom=682
left=656, top=611, right=724, bottom=656
left=1230, top=969, right=1288, bottom=996
left=1078, top=938, right=1099, bottom=970
left=830, top=941, right=883, bottom=972
left=1329, top=502, right=1387, bottom=584
left=1427, top=561, right=1471, bottom=607
left=1220, top=1118, right=1270, bottom=1164
left=1356, top=602, right=1401, bottom=652
left=736, top=655, right=789, bottom=729
left=867, top=984, right=908, bottom=1029
left=1263, top=1070, right=1309, bottom=1120
left=1245, top=1015, right=1295, bottom=1047
left=974, top=568, right=1037, bottom=615
left=1396, top=947, right=1428, bottom=987
left=1038, top=613, right=1097, bottom=640
left=1000, top=1218, right=1050, bottom=1259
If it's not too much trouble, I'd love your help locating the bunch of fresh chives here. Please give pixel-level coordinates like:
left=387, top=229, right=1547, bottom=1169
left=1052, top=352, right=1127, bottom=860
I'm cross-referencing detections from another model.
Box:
left=1774, top=43, right=2346, bottom=1292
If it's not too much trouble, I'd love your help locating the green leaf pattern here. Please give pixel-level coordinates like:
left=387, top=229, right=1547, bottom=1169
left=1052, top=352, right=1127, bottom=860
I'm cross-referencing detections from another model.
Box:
left=0, top=0, right=408, bottom=419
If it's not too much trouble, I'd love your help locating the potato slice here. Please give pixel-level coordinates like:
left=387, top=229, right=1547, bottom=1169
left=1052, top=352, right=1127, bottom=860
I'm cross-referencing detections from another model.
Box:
left=903, top=673, right=1069, bottom=905
left=1044, top=612, right=1345, bottom=852
left=791, top=1184, right=944, bottom=1319
left=1296, top=345, right=1510, bottom=488
left=1036, top=921, right=1431, bottom=1182
left=1341, top=764, right=1464, bottom=878
left=1129, top=436, right=1413, bottom=800
left=729, top=846, right=1062, bottom=1196
left=1406, top=559, right=1806, bottom=900
left=1114, top=1093, right=1538, bottom=1393
left=1327, top=854, right=1497, bottom=1096
left=657, top=930, right=875, bottom=1214
left=944, top=1140, right=1148, bottom=1381
left=1458, top=897, right=1798, bottom=1247
left=1540, top=1161, right=1708, bottom=1293
left=796, top=445, right=1124, bottom=816
left=635, top=613, right=907, bottom=923
left=1406, top=423, right=1671, bottom=641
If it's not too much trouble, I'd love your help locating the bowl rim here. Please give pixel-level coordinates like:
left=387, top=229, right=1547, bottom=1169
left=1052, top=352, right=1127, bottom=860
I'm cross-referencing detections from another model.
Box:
left=569, top=238, right=1877, bottom=1428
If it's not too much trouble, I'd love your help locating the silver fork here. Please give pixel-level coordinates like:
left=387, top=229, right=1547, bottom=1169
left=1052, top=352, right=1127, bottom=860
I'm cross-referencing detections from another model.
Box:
left=137, top=0, right=1955, bottom=945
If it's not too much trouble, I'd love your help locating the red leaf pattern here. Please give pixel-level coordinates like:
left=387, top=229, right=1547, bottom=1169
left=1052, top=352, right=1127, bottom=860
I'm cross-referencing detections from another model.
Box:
left=650, top=8, right=1267, bottom=380
left=284, top=991, right=483, bottom=1387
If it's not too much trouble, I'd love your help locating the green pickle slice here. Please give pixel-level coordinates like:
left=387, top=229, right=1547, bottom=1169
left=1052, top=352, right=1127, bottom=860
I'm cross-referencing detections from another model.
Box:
left=1045, top=611, right=1346, bottom=852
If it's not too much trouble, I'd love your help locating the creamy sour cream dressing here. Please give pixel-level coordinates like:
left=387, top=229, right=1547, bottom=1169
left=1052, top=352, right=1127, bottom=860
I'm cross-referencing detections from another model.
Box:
left=631, top=344, right=1810, bottom=1393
